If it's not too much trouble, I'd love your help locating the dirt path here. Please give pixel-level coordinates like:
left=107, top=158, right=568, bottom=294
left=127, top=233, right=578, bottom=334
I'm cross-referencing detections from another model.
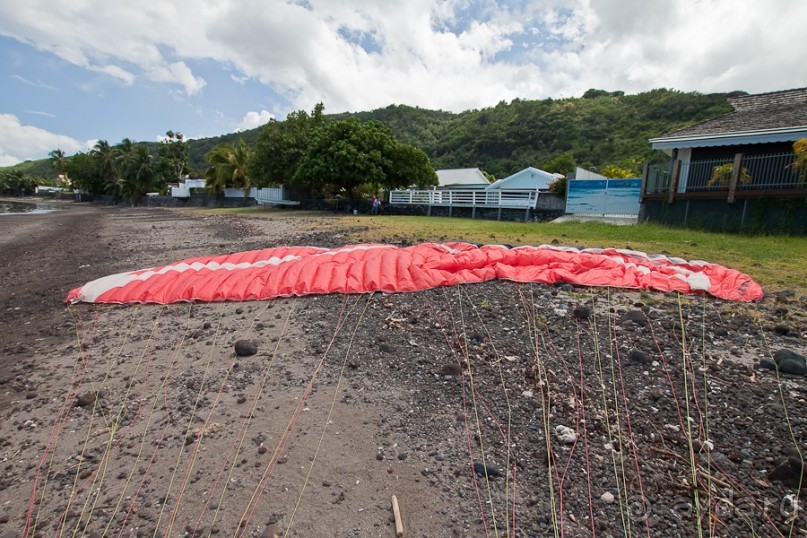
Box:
left=0, top=200, right=805, bottom=537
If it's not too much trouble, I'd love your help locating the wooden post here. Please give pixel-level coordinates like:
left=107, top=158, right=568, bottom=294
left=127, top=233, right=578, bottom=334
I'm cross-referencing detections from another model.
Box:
left=641, top=162, right=649, bottom=200
left=667, top=160, right=681, bottom=203
left=727, top=152, right=744, bottom=204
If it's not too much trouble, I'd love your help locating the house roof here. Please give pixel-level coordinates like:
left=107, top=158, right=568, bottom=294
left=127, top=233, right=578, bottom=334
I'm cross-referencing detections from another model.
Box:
left=486, top=167, right=558, bottom=190
left=436, top=168, right=489, bottom=187
left=650, top=87, right=807, bottom=150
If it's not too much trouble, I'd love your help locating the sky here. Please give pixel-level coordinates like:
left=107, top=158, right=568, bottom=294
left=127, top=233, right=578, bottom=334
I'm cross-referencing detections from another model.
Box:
left=1, top=0, right=805, bottom=166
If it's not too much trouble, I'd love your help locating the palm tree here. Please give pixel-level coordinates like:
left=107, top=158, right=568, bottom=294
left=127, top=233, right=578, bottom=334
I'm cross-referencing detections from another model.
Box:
left=109, top=138, right=136, bottom=200
left=91, top=140, right=119, bottom=197
left=49, top=148, right=67, bottom=183
left=115, top=138, right=136, bottom=168
left=121, top=145, right=155, bottom=204
left=204, top=139, right=253, bottom=200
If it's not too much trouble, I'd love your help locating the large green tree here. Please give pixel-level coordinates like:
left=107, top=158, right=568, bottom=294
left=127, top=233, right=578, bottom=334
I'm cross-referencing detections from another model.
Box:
left=383, top=143, right=437, bottom=189
left=204, top=139, right=253, bottom=199
left=294, top=118, right=436, bottom=197
left=64, top=152, right=104, bottom=195
left=293, top=118, right=391, bottom=197
left=251, top=103, right=324, bottom=187
left=156, top=130, right=190, bottom=188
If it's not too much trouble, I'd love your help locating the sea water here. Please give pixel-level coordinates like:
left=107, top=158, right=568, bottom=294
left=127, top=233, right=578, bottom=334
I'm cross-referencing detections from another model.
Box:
left=0, top=201, right=60, bottom=215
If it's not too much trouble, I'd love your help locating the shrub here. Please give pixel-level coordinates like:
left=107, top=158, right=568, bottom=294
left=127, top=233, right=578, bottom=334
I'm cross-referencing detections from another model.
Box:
left=707, top=163, right=752, bottom=188
left=548, top=176, right=567, bottom=195
left=790, top=138, right=807, bottom=185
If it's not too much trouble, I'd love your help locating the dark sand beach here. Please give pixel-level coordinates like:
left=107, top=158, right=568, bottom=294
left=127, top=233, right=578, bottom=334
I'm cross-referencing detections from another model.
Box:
left=1, top=199, right=804, bottom=537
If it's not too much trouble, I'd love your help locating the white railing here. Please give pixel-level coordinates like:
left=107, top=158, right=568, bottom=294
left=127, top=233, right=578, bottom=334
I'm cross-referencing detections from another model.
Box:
left=389, top=189, right=539, bottom=209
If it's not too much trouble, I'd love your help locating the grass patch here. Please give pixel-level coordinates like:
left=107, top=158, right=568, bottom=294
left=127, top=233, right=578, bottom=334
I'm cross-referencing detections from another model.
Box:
left=343, top=215, right=807, bottom=293
left=179, top=209, right=807, bottom=294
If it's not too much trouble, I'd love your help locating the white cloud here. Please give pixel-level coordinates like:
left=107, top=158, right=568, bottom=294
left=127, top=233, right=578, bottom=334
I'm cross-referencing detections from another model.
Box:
left=1, top=0, right=806, bottom=125
left=148, top=61, right=206, bottom=95
left=10, top=74, right=58, bottom=91
left=89, top=64, right=136, bottom=86
left=0, top=2, right=206, bottom=95
left=236, top=110, right=274, bottom=132
left=0, top=113, right=87, bottom=166
left=541, top=0, right=807, bottom=97
left=24, top=110, right=56, bottom=118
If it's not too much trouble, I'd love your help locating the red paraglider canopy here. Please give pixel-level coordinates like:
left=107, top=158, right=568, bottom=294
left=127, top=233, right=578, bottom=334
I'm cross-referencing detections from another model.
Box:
left=65, top=242, right=763, bottom=304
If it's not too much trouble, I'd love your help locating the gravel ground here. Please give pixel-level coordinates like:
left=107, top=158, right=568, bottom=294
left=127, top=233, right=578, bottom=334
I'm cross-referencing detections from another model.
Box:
left=0, top=199, right=805, bottom=537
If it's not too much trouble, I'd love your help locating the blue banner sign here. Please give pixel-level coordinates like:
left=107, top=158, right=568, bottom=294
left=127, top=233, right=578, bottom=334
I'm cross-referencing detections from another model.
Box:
left=566, top=178, right=641, bottom=216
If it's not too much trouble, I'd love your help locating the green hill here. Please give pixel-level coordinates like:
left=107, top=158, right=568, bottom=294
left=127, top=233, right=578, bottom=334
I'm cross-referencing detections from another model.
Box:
left=4, top=88, right=735, bottom=180
left=6, top=158, right=56, bottom=179
left=333, top=89, right=733, bottom=178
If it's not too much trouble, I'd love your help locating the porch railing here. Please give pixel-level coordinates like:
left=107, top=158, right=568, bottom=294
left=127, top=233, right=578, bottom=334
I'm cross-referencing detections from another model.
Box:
left=740, top=152, right=804, bottom=190
left=645, top=166, right=670, bottom=194
left=645, top=151, right=804, bottom=196
left=680, top=157, right=735, bottom=192
left=389, top=188, right=539, bottom=209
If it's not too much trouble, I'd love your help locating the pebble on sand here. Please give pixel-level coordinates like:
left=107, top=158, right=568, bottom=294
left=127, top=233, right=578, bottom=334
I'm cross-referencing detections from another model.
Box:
left=773, top=349, right=807, bottom=376
left=555, top=425, right=578, bottom=444
left=76, top=392, right=97, bottom=407
left=234, top=339, right=259, bottom=357
left=473, top=461, right=501, bottom=478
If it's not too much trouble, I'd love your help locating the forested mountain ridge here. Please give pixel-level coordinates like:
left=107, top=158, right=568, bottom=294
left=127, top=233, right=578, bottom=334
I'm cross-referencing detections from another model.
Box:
left=165, top=88, right=737, bottom=178
left=7, top=89, right=736, bottom=181
left=196, top=88, right=733, bottom=178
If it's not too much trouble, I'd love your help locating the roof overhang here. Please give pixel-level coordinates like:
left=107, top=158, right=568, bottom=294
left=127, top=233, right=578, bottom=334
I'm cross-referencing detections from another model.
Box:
left=650, top=126, right=807, bottom=150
